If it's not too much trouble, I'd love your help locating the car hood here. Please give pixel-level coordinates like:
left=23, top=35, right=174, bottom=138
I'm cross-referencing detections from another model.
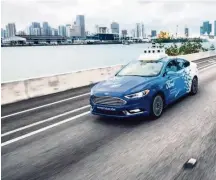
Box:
left=92, top=76, right=155, bottom=95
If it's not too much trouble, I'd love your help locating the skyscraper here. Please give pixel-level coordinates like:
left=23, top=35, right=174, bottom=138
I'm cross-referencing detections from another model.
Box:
left=58, top=25, right=66, bottom=36
left=51, top=28, right=58, bottom=36
left=151, top=30, right=157, bottom=37
left=202, top=21, right=212, bottom=35
left=42, top=22, right=49, bottom=36
left=131, top=29, right=135, bottom=37
left=6, top=23, right=16, bottom=37
left=200, top=26, right=204, bottom=35
left=32, top=22, right=40, bottom=28
left=141, top=24, right=145, bottom=38
left=136, top=23, right=141, bottom=38
left=76, top=15, right=85, bottom=37
left=66, top=24, right=71, bottom=37
left=1, top=28, right=5, bottom=38
left=214, top=20, right=216, bottom=36
left=111, top=22, right=119, bottom=34
left=185, top=27, right=189, bottom=37
left=70, top=22, right=81, bottom=37
left=121, top=30, right=127, bottom=38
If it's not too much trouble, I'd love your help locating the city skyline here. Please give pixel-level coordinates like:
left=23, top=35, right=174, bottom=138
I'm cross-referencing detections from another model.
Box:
left=2, top=19, right=216, bottom=39
left=2, top=0, right=216, bottom=36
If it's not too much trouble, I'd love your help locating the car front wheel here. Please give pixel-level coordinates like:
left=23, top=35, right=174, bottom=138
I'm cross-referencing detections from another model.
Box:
left=150, top=94, right=164, bottom=119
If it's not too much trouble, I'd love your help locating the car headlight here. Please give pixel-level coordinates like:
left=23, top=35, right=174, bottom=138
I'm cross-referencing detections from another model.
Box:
left=125, top=90, right=150, bottom=99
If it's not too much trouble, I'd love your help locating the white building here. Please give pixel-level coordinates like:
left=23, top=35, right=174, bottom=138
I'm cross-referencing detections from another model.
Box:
left=51, top=28, right=58, bottom=36
left=58, top=25, right=66, bottom=36
left=70, top=24, right=81, bottom=37
left=111, top=22, right=119, bottom=34
left=31, top=28, right=41, bottom=36
left=6, top=23, right=16, bottom=37
left=141, top=23, right=145, bottom=38
left=76, top=15, right=85, bottom=37
left=136, top=23, right=141, bottom=38
left=66, top=24, right=71, bottom=37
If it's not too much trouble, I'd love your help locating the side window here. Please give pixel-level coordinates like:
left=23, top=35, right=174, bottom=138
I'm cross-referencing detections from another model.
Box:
left=183, top=60, right=190, bottom=68
left=165, top=60, right=178, bottom=73
left=176, top=59, right=185, bottom=71
left=177, top=58, right=190, bottom=69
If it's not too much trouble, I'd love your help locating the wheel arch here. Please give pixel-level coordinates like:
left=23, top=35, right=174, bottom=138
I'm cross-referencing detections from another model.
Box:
left=155, top=90, right=166, bottom=106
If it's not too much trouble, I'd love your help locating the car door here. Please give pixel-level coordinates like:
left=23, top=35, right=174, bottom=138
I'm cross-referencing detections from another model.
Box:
left=176, top=58, right=191, bottom=95
left=164, top=59, right=183, bottom=102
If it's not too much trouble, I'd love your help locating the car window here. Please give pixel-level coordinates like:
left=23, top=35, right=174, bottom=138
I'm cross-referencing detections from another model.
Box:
left=165, top=60, right=179, bottom=73
left=116, top=60, right=164, bottom=77
left=177, top=58, right=190, bottom=69
left=183, top=59, right=190, bottom=68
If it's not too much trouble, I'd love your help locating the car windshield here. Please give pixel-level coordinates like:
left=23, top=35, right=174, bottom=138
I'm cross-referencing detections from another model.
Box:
left=116, top=60, right=164, bottom=77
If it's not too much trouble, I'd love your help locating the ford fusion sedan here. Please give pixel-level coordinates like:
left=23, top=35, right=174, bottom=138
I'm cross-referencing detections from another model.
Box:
left=90, top=57, right=198, bottom=119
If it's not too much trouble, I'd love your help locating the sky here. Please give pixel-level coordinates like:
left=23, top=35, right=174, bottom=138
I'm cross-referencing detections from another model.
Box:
left=1, top=0, right=216, bottom=36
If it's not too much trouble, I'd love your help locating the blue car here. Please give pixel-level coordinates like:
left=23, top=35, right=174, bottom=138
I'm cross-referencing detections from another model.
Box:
left=90, top=55, right=198, bottom=119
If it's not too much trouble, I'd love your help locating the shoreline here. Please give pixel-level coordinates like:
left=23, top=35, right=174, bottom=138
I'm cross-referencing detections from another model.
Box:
left=1, top=41, right=148, bottom=48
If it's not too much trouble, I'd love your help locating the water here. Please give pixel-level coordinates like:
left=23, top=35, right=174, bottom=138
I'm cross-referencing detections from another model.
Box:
left=1, top=42, right=215, bottom=83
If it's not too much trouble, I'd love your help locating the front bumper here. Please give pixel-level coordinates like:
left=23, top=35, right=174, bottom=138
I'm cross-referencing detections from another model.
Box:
left=90, top=96, right=151, bottom=118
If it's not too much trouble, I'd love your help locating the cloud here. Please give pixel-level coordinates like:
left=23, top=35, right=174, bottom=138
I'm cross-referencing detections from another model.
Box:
left=1, top=0, right=216, bottom=35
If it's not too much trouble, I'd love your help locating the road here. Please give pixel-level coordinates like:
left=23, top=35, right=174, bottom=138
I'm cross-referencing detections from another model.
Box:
left=1, top=57, right=216, bottom=180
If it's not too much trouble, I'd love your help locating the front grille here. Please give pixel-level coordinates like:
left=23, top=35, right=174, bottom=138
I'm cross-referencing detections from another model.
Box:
left=91, top=96, right=126, bottom=106
left=95, top=109, right=125, bottom=116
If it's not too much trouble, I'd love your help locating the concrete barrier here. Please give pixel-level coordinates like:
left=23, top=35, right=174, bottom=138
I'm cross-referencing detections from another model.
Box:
left=1, top=81, right=28, bottom=104
left=1, top=64, right=124, bottom=105
left=1, top=51, right=216, bottom=105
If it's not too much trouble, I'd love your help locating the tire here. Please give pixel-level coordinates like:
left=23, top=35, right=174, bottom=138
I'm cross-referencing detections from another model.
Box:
left=150, top=94, right=164, bottom=119
left=190, top=76, right=198, bottom=95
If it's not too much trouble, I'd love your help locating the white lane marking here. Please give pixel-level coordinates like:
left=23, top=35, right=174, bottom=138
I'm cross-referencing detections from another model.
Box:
left=2, top=92, right=90, bottom=119
left=199, top=62, right=216, bottom=72
left=195, top=58, right=216, bottom=64
left=1, top=111, right=90, bottom=147
left=1, top=105, right=90, bottom=137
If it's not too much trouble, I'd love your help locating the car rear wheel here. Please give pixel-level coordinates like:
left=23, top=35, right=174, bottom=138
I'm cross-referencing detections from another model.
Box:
left=151, top=94, right=164, bottom=119
left=190, top=76, right=198, bottom=95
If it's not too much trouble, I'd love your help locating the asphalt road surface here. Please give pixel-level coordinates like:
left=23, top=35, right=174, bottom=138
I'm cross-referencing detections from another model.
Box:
left=1, top=57, right=216, bottom=180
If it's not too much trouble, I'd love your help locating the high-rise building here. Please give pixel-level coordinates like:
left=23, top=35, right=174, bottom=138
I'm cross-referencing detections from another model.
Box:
left=141, top=24, right=145, bottom=38
left=6, top=23, right=16, bottom=37
left=32, top=28, right=41, bottom=36
left=42, top=22, right=49, bottom=35
left=121, top=30, right=127, bottom=38
left=32, top=22, right=40, bottom=28
left=17, top=31, right=26, bottom=35
left=111, top=22, right=119, bottom=34
left=1, top=28, right=5, bottom=38
left=70, top=22, right=81, bottom=37
left=51, top=28, right=58, bottom=36
left=202, top=21, right=212, bottom=35
left=185, top=27, right=189, bottom=37
left=95, top=25, right=99, bottom=33
left=131, top=29, right=135, bottom=37
left=214, top=20, right=216, bottom=36
left=136, top=23, right=141, bottom=38
left=200, top=26, right=204, bottom=35
left=76, top=15, right=85, bottom=37
left=151, top=30, right=157, bottom=37
left=58, top=25, right=66, bottom=36
left=66, top=24, right=71, bottom=37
